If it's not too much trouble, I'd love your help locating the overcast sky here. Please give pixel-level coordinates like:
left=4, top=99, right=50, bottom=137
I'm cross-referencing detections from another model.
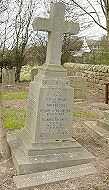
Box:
left=0, top=0, right=107, bottom=49
left=38, top=0, right=107, bottom=39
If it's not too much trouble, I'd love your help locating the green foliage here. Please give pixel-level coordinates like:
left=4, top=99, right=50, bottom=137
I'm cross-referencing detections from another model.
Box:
left=61, top=35, right=83, bottom=65
left=1, top=91, right=28, bottom=100
left=1, top=88, right=27, bottom=129
left=85, top=38, right=109, bottom=65
left=2, top=108, right=25, bottom=129
left=0, top=50, right=15, bottom=69
left=20, top=65, right=33, bottom=81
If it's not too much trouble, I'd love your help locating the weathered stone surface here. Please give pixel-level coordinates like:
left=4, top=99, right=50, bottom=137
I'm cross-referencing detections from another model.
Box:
left=91, top=103, right=109, bottom=111
left=2, top=68, right=15, bottom=85
left=103, top=110, right=109, bottom=120
left=85, top=109, right=109, bottom=144
left=7, top=65, right=95, bottom=176
left=64, top=63, right=109, bottom=95
left=97, top=119, right=109, bottom=131
left=24, top=65, right=73, bottom=144
left=33, top=3, right=79, bottom=65
left=0, top=118, right=11, bottom=160
left=8, top=2, right=95, bottom=185
left=8, top=132, right=95, bottom=175
left=31, top=68, right=38, bottom=81
left=68, top=76, right=87, bottom=100
left=84, top=121, right=109, bottom=144
left=13, top=163, right=96, bottom=189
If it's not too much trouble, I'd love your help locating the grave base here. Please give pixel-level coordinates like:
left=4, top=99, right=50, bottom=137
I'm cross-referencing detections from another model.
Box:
left=14, top=163, right=96, bottom=190
left=8, top=133, right=95, bottom=175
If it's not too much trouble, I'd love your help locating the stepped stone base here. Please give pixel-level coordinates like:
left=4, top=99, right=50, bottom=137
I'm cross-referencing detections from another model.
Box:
left=90, top=103, right=109, bottom=111
left=14, top=163, right=96, bottom=190
left=84, top=121, right=109, bottom=144
left=103, top=110, right=109, bottom=121
left=97, top=119, right=109, bottom=132
left=8, top=133, right=95, bottom=175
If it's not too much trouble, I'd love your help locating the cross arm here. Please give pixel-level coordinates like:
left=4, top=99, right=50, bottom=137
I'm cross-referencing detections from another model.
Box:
left=64, top=21, right=80, bottom=34
left=32, top=17, right=52, bottom=32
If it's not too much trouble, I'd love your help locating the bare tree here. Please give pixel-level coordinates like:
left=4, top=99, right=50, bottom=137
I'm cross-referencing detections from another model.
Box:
left=67, top=0, right=107, bottom=33
left=11, top=0, right=39, bottom=81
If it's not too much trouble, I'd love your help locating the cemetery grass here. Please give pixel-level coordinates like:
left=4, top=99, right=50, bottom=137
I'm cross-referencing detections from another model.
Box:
left=1, top=86, right=27, bottom=130
left=1, top=108, right=25, bottom=129
left=1, top=91, right=28, bottom=100
left=1, top=85, right=100, bottom=130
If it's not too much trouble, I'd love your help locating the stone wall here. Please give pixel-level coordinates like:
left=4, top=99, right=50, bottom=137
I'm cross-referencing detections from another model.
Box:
left=64, top=63, right=109, bottom=97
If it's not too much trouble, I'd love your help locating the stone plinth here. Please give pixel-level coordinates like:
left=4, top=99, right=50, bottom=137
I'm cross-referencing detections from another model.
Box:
left=22, top=64, right=73, bottom=145
left=14, top=163, right=96, bottom=189
left=8, top=64, right=95, bottom=176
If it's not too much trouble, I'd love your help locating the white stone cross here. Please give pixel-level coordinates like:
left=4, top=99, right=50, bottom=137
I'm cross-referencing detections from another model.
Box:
left=33, top=2, right=80, bottom=65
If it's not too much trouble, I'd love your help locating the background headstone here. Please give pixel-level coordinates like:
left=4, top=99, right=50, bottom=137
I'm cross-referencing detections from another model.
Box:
left=2, top=68, right=15, bottom=85
left=31, top=68, right=38, bottom=81
left=2, top=68, right=9, bottom=85
left=0, top=117, right=11, bottom=160
left=8, top=68, right=15, bottom=85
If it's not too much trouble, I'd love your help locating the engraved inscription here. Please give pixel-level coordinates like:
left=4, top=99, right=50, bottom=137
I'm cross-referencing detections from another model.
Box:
left=39, top=88, right=73, bottom=138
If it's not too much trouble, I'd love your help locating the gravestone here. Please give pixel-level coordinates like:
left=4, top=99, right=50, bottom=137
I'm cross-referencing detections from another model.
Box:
left=64, top=63, right=87, bottom=101
left=31, top=68, right=38, bottom=81
left=0, top=118, right=11, bottom=160
left=69, top=76, right=87, bottom=101
left=2, top=68, right=9, bottom=85
left=8, top=2, right=96, bottom=188
left=2, top=68, right=15, bottom=85
left=8, top=68, right=15, bottom=85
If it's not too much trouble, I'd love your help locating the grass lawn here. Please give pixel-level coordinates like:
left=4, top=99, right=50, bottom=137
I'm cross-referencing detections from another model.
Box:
left=1, top=89, right=27, bottom=129
left=1, top=91, right=28, bottom=100
left=1, top=87, right=97, bottom=129
left=1, top=108, right=97, bottom=129
left=1, top=108, right=26, bottom=129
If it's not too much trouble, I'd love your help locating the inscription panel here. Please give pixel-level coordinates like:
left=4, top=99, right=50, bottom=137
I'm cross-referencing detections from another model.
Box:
left=38, top=88, right=73, bottom=140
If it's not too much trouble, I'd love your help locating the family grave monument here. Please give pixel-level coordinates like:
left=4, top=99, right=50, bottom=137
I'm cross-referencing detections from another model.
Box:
left=8, top=2, right=96, bottom=189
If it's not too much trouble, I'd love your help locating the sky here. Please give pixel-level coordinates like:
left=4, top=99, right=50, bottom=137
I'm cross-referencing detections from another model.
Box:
left=38, top=0, right=107, bottom=39
left=0, top=0, right=107, bottom=49
left=77, top=0, right=107, bottom=39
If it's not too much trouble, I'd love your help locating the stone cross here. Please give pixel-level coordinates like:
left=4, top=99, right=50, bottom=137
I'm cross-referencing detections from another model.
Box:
left=33, top=2, right=79, bottom=65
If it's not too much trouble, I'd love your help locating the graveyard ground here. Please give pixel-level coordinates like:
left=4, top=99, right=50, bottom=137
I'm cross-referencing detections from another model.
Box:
left=0, top=83, right=109, bottom=190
